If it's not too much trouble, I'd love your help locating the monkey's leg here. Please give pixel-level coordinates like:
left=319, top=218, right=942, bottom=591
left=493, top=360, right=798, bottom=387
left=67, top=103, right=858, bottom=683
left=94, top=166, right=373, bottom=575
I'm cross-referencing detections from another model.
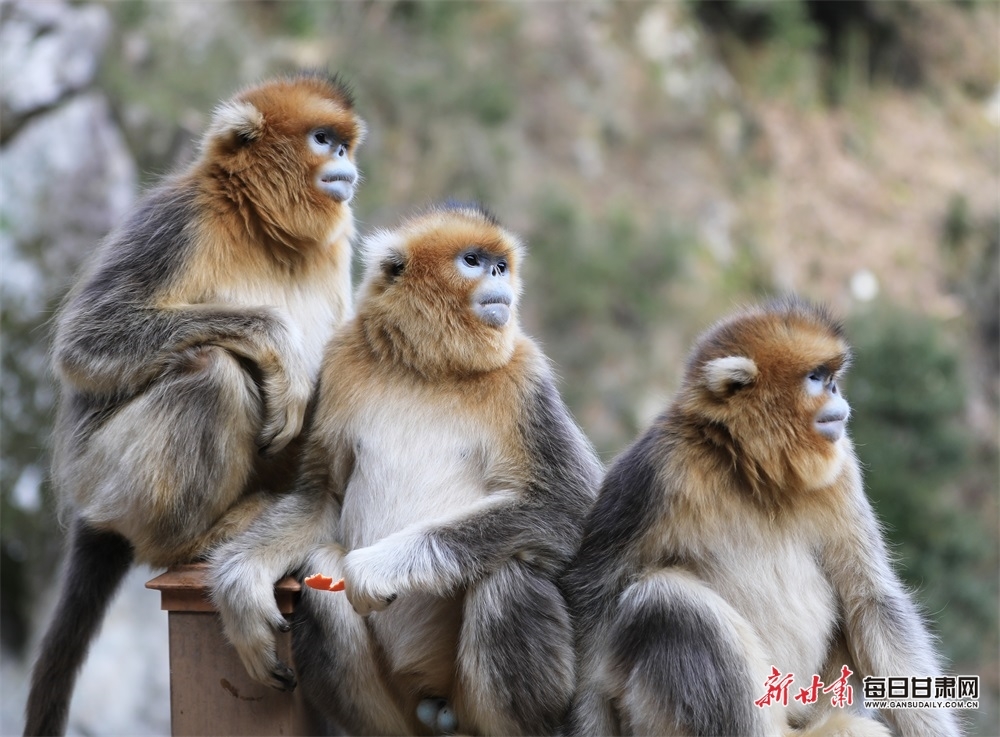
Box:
left=607, top=569, right=785, bottom=737
left=785, top=639, right=890, bottom=737
left=455, top=559, right=575, bottom=736
left=826, top=504, right=964, bottom=737
left=564, top=683, right=621, bottom=737
left=794, top=711, right=891, bottom=737
left=293, top=544, right=412, bottom=736
left=69, top=346, right=263, bottom=565
left=210, top=487, right=337, bottom=691
left=23, top=519, right=134, bottom=737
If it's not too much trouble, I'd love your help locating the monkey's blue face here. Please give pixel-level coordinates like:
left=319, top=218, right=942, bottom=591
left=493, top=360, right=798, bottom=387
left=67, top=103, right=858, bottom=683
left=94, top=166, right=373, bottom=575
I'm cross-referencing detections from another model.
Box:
left=309, top=127, right=359, bottom=203
left=806, top=367, right=850, bottom=442
left=456, top=248, right=514, bottom=328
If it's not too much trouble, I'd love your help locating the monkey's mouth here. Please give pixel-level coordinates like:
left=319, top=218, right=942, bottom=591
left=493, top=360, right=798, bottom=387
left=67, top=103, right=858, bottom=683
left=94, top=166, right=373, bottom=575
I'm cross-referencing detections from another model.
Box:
left=476, top=295, right=513, bottom=328
left=321, top=173, right=353, bottom=184
left=479, top=295, right=512, bottom=307
left=316, top=165, right=357, bottom=202
left=814, top=408, right=849, bottom=442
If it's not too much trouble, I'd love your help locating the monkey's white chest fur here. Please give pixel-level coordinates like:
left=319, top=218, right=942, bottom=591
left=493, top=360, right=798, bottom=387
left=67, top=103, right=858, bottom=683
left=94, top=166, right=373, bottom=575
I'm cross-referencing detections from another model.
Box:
left=216, top=269, right=350, bottom=377
left=709, top=531, right=837, bottom=721
left=334, top=389, right=501, bottom=690
left=339, top=394, right=492, bottom=549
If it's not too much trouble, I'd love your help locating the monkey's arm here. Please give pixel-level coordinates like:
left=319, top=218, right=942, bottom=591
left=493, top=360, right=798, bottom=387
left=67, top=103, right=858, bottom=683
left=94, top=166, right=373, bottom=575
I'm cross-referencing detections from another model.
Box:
left=53, top=182, right=312, bottom=451
left=57, top=301, right=309, bottom=454
left=56, top=298, right=309, bottom=447
left=563, top=428, right=667, bottom=633
left=823, top=490, right=963, bottom=737
left=562, top=429, right=669, bottom=737
left=342, top=483, right=583, bottom=616
left=55, top=297, right=291, bottom=392
left=52, top=187, right=312, bottom=452
left=343, top=375, right=602, bottom=615
left=209, top=442, right=352, bottom=689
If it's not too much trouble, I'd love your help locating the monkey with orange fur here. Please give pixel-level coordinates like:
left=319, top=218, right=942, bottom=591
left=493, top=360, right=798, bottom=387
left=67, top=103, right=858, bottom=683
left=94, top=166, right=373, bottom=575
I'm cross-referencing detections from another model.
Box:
left=563, top=299, right=962, bottom=737
left=25, top=73, right=365, bottom=737
left=210, top=204, right=602, bottom=734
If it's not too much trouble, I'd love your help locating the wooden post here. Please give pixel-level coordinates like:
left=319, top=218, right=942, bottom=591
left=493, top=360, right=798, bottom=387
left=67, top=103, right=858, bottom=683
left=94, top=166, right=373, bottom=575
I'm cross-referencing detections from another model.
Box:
left=146, top=563, right=321, bottom=736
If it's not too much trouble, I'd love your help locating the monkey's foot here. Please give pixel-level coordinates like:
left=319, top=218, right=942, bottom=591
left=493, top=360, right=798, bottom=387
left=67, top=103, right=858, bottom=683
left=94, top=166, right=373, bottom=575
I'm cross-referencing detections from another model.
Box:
left=416, top=697, right=457, bottom=735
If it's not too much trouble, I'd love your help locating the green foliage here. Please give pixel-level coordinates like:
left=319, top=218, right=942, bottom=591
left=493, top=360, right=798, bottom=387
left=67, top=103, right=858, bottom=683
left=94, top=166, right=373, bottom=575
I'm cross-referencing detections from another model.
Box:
left=942, top=193, right=973, bottom=254
left=100, top=4, right=252, bottom=182
left=525, top=193, right=693, bottom=450
left=690, top=0, right=966, bottom=104
left=745, top=0, right=823, bottom=92
left=847, top=307, right=998, bottom=672
left=274, top=1, right=325, bottom=38
left=939, top=194, right=999, bottom=361
left=465, top=78, right=515, bottom=127
left=110, top=0, right=151, bottom=29
left=530, top=194, right=685, bottom=340
left=528, top=193, right=689, bottom=339
left=718, top=236, right=776, bottom=298
left=691, top=0, right=821, bottom=102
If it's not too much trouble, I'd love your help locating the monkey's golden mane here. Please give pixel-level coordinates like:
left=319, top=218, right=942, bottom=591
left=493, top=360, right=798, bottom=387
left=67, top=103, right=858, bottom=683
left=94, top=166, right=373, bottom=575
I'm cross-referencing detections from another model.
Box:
left=670, top=297, right=854, bottom=505
left=196, top=73, right=366, bottom=261
left=355, top=205, right=525, bottom=379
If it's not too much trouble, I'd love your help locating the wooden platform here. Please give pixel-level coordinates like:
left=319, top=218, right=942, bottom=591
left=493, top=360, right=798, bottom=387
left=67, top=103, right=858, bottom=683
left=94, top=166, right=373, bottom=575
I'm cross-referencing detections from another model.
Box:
left=146, top=563, right=321, bottom=736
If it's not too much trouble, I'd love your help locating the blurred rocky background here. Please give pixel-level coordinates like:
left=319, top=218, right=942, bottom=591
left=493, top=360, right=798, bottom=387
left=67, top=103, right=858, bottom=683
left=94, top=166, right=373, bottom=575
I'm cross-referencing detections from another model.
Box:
left=1, top=0, right=997, bottom=734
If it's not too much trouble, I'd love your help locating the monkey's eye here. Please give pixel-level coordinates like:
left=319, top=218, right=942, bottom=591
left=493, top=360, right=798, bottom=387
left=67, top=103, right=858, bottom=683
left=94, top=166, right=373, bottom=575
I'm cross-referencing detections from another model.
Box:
left=808, top=365, right=831, bottom=383
left=806, top=369, right=829, bottom=396
left=464, top=253, right=481, bottom=267
left=310, top=129, right=341, bottom=155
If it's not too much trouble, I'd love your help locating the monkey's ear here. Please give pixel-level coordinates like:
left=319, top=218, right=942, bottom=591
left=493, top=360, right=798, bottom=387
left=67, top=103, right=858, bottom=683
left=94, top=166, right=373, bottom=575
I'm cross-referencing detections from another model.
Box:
left=362, top=229, right=408, bottom=284
left=703, top=356, right=758, bottom=396
left=380, top=251, right=407, bottom=282
left=203, top=100, right=266, bottom=151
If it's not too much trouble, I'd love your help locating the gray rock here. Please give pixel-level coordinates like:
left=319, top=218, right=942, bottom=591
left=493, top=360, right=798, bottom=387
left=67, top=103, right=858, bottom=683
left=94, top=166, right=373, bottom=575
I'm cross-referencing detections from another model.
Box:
left=0, top=6, right=165, bottom=734
left=0, top=0, right=112, bottom=127
left=0, top=91, right=137, bottom=313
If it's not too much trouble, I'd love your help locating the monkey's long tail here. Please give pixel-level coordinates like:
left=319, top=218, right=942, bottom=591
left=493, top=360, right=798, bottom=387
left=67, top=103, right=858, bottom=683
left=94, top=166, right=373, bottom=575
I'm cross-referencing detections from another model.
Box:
left=23, top=518, right=134, bottom=737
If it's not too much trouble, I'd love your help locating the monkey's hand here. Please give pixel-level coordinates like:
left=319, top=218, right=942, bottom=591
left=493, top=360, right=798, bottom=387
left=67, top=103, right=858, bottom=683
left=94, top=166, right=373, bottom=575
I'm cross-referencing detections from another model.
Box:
left=256, top=321, right=312, bottom=457
left=340, top=543, right=402, bottom=616
left=341, top=527, right=464, bottom=615
left=213, top=563, right=297, bottom=691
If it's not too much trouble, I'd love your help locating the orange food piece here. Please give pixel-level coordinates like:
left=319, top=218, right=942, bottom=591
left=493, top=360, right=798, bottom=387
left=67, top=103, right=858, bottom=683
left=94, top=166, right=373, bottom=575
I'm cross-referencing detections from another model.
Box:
left=304, top=573, right=334, bottom=590
left=304, top=573, right=346, bottom=592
